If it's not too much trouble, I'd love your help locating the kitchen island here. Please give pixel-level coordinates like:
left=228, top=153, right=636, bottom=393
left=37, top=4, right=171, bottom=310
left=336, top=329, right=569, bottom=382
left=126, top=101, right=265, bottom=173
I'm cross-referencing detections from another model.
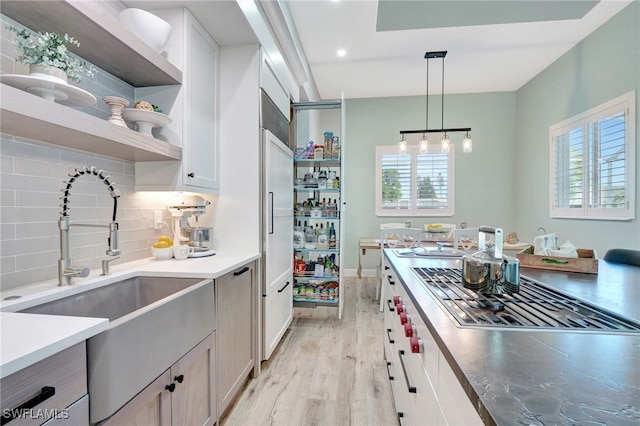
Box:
left=383, top=250, right=640, bottom=425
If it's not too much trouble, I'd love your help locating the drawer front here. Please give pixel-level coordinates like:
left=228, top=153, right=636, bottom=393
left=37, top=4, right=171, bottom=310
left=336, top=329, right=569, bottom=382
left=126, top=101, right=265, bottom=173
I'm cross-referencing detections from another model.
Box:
left=42, top=395, right=88, bottom=426
left=263, top=277, right=293, bottom=360
left=1, top=343, right=87, bottom=426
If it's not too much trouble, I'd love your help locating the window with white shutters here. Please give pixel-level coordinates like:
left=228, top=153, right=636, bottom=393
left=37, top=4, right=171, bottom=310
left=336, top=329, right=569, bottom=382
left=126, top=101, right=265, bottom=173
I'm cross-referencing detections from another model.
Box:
left=376, top=145, right=455, bottom=216
left=550, top=91, right=635, bottom=220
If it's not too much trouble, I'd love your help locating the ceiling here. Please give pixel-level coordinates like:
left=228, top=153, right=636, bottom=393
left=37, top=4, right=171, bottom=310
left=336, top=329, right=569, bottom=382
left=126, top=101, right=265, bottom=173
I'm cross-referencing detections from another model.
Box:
left=285, top=0, right=632, bottom=99
left=125, top=0, right=633, bottom=101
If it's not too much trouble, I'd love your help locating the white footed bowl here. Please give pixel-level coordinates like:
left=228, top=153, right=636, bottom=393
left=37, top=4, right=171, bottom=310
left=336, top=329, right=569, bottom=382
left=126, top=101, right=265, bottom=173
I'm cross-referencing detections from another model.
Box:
left=122, top=108, right=172, bottom=137
left=119, top=8, right=172, bottom=52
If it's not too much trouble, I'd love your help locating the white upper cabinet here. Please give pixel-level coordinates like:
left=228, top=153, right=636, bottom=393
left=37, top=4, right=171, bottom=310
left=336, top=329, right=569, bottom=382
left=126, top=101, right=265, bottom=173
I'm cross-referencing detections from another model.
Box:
left=135, top=8, right=220, bottom=193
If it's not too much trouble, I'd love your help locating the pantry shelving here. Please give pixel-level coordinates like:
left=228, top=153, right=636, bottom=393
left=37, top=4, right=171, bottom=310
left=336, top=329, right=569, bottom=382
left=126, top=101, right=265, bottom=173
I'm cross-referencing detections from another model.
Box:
left=291, top=99, right=345, bottom=319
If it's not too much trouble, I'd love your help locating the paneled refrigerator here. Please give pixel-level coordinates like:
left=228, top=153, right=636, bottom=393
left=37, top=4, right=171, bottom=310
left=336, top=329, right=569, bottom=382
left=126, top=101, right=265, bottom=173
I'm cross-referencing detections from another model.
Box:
left=261, top=118, right=294, bottom=360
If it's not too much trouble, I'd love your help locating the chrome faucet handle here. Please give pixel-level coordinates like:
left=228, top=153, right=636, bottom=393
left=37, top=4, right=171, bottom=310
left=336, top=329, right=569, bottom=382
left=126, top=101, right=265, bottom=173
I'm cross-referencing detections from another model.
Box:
left=65, top=266, right=90, bottom=278
left=101, top=257, right=120, bottom=276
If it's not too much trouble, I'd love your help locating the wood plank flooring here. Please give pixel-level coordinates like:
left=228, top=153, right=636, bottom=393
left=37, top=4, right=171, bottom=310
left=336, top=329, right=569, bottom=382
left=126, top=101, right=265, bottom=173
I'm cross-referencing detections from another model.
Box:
left=221, top=277, right=397, bottom=426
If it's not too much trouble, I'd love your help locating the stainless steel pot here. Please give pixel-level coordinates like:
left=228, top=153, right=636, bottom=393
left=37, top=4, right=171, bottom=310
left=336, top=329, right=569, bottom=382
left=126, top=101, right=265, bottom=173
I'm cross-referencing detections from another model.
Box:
left=181, top=227, right=213, bottom=249
left=461, top=226, right=520, bottom=294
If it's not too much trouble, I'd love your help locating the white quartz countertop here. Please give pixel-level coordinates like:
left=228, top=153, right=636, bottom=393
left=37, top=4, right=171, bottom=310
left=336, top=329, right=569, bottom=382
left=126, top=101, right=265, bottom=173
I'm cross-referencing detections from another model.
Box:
left=0, top=251, right=260, bottom=379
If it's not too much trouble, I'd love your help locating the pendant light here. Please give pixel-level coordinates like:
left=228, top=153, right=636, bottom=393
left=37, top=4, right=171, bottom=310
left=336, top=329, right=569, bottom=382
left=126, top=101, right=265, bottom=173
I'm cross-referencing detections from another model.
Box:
left=399, top=51, right=472, bottom=153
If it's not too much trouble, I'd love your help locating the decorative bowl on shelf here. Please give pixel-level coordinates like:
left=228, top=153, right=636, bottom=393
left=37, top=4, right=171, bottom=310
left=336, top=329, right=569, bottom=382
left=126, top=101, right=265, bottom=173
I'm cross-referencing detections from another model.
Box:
left=121, top=108, right=172, bottom=137
left=119, top=8, right=172, bottom=53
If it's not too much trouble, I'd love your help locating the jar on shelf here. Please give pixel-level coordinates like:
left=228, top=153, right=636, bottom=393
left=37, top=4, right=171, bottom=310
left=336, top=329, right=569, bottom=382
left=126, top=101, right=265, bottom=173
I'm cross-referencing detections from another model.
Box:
left=323, top=131, right=333, bottom=158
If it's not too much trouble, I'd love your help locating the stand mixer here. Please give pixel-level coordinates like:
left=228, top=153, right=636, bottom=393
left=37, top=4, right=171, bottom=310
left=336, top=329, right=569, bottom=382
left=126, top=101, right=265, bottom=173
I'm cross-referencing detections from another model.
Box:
left=167, top=195, right=215, bottom=257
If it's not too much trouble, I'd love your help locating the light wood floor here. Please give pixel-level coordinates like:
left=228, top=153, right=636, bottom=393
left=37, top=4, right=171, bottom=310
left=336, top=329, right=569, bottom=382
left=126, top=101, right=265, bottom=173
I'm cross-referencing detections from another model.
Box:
left=221, top=277, right=397, bottom=426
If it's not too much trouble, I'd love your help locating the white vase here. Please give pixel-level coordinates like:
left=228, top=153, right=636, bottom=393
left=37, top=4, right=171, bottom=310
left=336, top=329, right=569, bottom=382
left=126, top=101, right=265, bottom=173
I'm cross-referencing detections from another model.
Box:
left=29, top=64, right=68, bottom=84
left=103, top=96, right=130, bottom=127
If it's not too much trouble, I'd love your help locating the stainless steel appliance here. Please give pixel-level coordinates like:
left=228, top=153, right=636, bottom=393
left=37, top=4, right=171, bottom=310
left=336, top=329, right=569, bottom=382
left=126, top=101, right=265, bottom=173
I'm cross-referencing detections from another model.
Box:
left=261, top=89, right=293, bottom=361
left=168, top=195, right=215, bottom=257
left=462, top=226, right=520, bottom=294
left=411, top=267, right=640, bottom=334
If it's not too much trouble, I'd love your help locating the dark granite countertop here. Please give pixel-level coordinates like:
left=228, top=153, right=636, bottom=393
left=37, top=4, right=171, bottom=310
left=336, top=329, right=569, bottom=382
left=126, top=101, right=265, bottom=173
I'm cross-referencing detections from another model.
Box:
left=385, top=251, right=640, bottom=425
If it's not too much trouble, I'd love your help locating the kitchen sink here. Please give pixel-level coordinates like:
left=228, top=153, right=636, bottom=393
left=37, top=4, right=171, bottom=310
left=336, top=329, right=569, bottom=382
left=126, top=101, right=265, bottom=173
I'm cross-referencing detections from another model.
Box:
left=20, top=276, right=215, bottom=423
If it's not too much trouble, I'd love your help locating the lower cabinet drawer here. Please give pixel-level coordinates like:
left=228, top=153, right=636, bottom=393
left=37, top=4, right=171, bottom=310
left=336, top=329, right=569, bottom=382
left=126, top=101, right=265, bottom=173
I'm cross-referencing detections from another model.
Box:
left=1, top=343, right=88, bottom=426
left=42, top=395, right=89, bottom=426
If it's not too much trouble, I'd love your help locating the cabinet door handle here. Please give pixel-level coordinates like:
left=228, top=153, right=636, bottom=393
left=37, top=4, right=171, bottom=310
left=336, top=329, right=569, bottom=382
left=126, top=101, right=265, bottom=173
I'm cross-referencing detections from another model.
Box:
left=234, top=266, right=250, bottom=276
left=165, top=383, right=176, bottom=393
left=268, top=192, right=274, bottom=234
left=398, top=350, right=417, bottom=394
left=278, top=281, right=290, bottom=293
left=1, top=386, right=55, bottom=425
left=386, top=299, right=396, bottom=312
left=386, top=328, right=395, bottom=344
left=385, top=360, right=394, bottom=381
left=187, top=172, right=195, bottom=178
left=174, top=374, right=184, bottom=383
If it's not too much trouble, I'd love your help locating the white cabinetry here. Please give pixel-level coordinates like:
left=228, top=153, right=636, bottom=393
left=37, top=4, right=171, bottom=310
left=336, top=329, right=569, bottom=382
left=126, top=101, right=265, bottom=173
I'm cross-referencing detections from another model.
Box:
left=382, top=253, right=483, bottom=425
left=216, top=262, right=258, bottom=417
left=101, top=333, right=216, bottom=426
left=135, top=8, right=220, bottom=193
left=291, top=100, right=345, bottom=319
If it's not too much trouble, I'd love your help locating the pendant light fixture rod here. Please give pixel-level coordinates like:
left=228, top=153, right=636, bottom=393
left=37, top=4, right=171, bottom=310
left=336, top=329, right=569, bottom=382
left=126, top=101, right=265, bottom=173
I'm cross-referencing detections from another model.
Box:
left=400, top=127, right=471, bottom=135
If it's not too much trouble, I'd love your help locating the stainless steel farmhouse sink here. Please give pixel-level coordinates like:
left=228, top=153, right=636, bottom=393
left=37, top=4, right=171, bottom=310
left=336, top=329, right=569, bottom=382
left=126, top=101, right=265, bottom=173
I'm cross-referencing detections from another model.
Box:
left=20, top=276, right=215, bottom=423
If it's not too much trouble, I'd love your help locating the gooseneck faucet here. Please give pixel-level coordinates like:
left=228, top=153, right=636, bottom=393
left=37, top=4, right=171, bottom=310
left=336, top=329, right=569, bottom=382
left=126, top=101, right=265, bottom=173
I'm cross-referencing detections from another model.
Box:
left=59, top=166, right=121, bottom=286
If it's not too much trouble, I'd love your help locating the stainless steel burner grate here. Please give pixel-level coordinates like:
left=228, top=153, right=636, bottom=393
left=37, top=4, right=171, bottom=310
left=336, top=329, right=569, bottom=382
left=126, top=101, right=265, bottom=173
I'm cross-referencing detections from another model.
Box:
left=412, top=267, right=640, bottom=333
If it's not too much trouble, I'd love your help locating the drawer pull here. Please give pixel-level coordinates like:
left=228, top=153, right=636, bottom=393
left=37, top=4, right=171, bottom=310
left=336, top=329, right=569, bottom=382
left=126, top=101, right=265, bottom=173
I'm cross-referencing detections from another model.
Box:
left=1, top=386, right=55, bottom=425
left=277, top=281, right=290, bottom=293
left=165, top=383, right=176, bottom=392
left=398, top=350, right=417, bottom=394
left=386, top=299, right=395, bottom=312
left=233, top=266, right=250, bottom=276
left=174, top=374, right=184, bottom=383
left=386, top=328, right=395, bottom=344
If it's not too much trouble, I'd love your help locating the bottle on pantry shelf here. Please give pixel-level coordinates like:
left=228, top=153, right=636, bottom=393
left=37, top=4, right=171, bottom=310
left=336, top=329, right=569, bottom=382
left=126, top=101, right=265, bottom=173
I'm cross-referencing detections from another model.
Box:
left=329, top=223, right=336, bottom=248
left=304, top=223, right=316, bottom=249
left=333, top=177, right=340, bottom=189
left=317, top=224, right=329, bottom=249
left=294, top=253, right=306, bottom=275
left=293, top=221, right=304, bottom=249
left=323, top=131, right=333, bottom=158
left=331, top=136, right=340, bottom=159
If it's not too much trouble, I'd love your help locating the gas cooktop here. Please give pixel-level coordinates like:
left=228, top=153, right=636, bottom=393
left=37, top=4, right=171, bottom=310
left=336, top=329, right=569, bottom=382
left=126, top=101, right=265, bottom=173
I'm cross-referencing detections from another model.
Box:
left=412, top=267, right=640, bottom=334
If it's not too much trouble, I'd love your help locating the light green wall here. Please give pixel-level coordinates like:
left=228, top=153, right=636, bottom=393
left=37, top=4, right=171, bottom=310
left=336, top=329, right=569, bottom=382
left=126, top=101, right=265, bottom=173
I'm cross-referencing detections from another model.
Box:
left=514, top=1, right=640, bottom=256
left=341, top=1, right=639, bottom=272
left=343, top=92, right=517, bottom=271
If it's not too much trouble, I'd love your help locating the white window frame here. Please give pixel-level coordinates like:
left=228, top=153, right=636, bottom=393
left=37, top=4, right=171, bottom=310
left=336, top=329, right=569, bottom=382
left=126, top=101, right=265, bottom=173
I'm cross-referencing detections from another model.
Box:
left=549, top=91, right=635, bottom=220
left=375, top=144, right=455, bottom=217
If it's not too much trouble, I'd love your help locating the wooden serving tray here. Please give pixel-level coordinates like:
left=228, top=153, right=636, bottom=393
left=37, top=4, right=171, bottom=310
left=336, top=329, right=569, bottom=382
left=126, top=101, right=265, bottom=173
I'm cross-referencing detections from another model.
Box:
left=517, top=245, right=598, bottom=274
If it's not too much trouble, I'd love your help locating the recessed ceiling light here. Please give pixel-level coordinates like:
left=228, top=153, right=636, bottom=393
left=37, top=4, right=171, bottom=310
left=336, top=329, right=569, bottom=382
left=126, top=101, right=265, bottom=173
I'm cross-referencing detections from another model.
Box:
left=337, top=49, right=346, bottom=57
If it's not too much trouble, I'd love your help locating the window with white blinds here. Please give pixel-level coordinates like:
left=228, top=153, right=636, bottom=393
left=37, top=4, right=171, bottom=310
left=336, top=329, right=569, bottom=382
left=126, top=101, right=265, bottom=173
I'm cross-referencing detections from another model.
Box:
left=376, top=145, right=455, bottom=216
left=550, top=91, right=635, bottom=220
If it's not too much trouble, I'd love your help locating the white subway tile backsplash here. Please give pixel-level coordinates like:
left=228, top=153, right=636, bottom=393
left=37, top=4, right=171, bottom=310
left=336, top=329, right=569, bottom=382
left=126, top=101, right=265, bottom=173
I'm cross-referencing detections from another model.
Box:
left=0, top=224, right=15, bottom=240
left=15, top=222, right=56, bottom=239
left=16, top=250, right=59, bottom=271
left=1, top=256, right=16, bottom=274
left=1, top=190, right=15, bottom=207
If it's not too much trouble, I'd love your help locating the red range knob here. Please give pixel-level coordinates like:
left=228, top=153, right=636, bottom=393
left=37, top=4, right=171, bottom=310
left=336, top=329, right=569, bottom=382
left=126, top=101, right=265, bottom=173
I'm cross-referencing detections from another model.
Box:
left=393, top=296, right=401, bottom=306
left=396, top=304, right=405, bottom=315
left=404, top=323, right=415, bottom=337
left=399, top=312, right=408, bottom=325
left=410, top=337, right=423, bottom=354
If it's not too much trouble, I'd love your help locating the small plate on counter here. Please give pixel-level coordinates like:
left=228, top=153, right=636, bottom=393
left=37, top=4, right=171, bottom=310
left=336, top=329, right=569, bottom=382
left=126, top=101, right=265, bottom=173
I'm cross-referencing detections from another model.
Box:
left=1, top=74, right=96, bottom=106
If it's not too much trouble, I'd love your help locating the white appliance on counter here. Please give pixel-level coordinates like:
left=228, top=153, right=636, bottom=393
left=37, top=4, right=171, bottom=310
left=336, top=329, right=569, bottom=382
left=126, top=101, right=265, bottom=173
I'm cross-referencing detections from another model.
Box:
left=261, top=90, right=294, bottom=361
